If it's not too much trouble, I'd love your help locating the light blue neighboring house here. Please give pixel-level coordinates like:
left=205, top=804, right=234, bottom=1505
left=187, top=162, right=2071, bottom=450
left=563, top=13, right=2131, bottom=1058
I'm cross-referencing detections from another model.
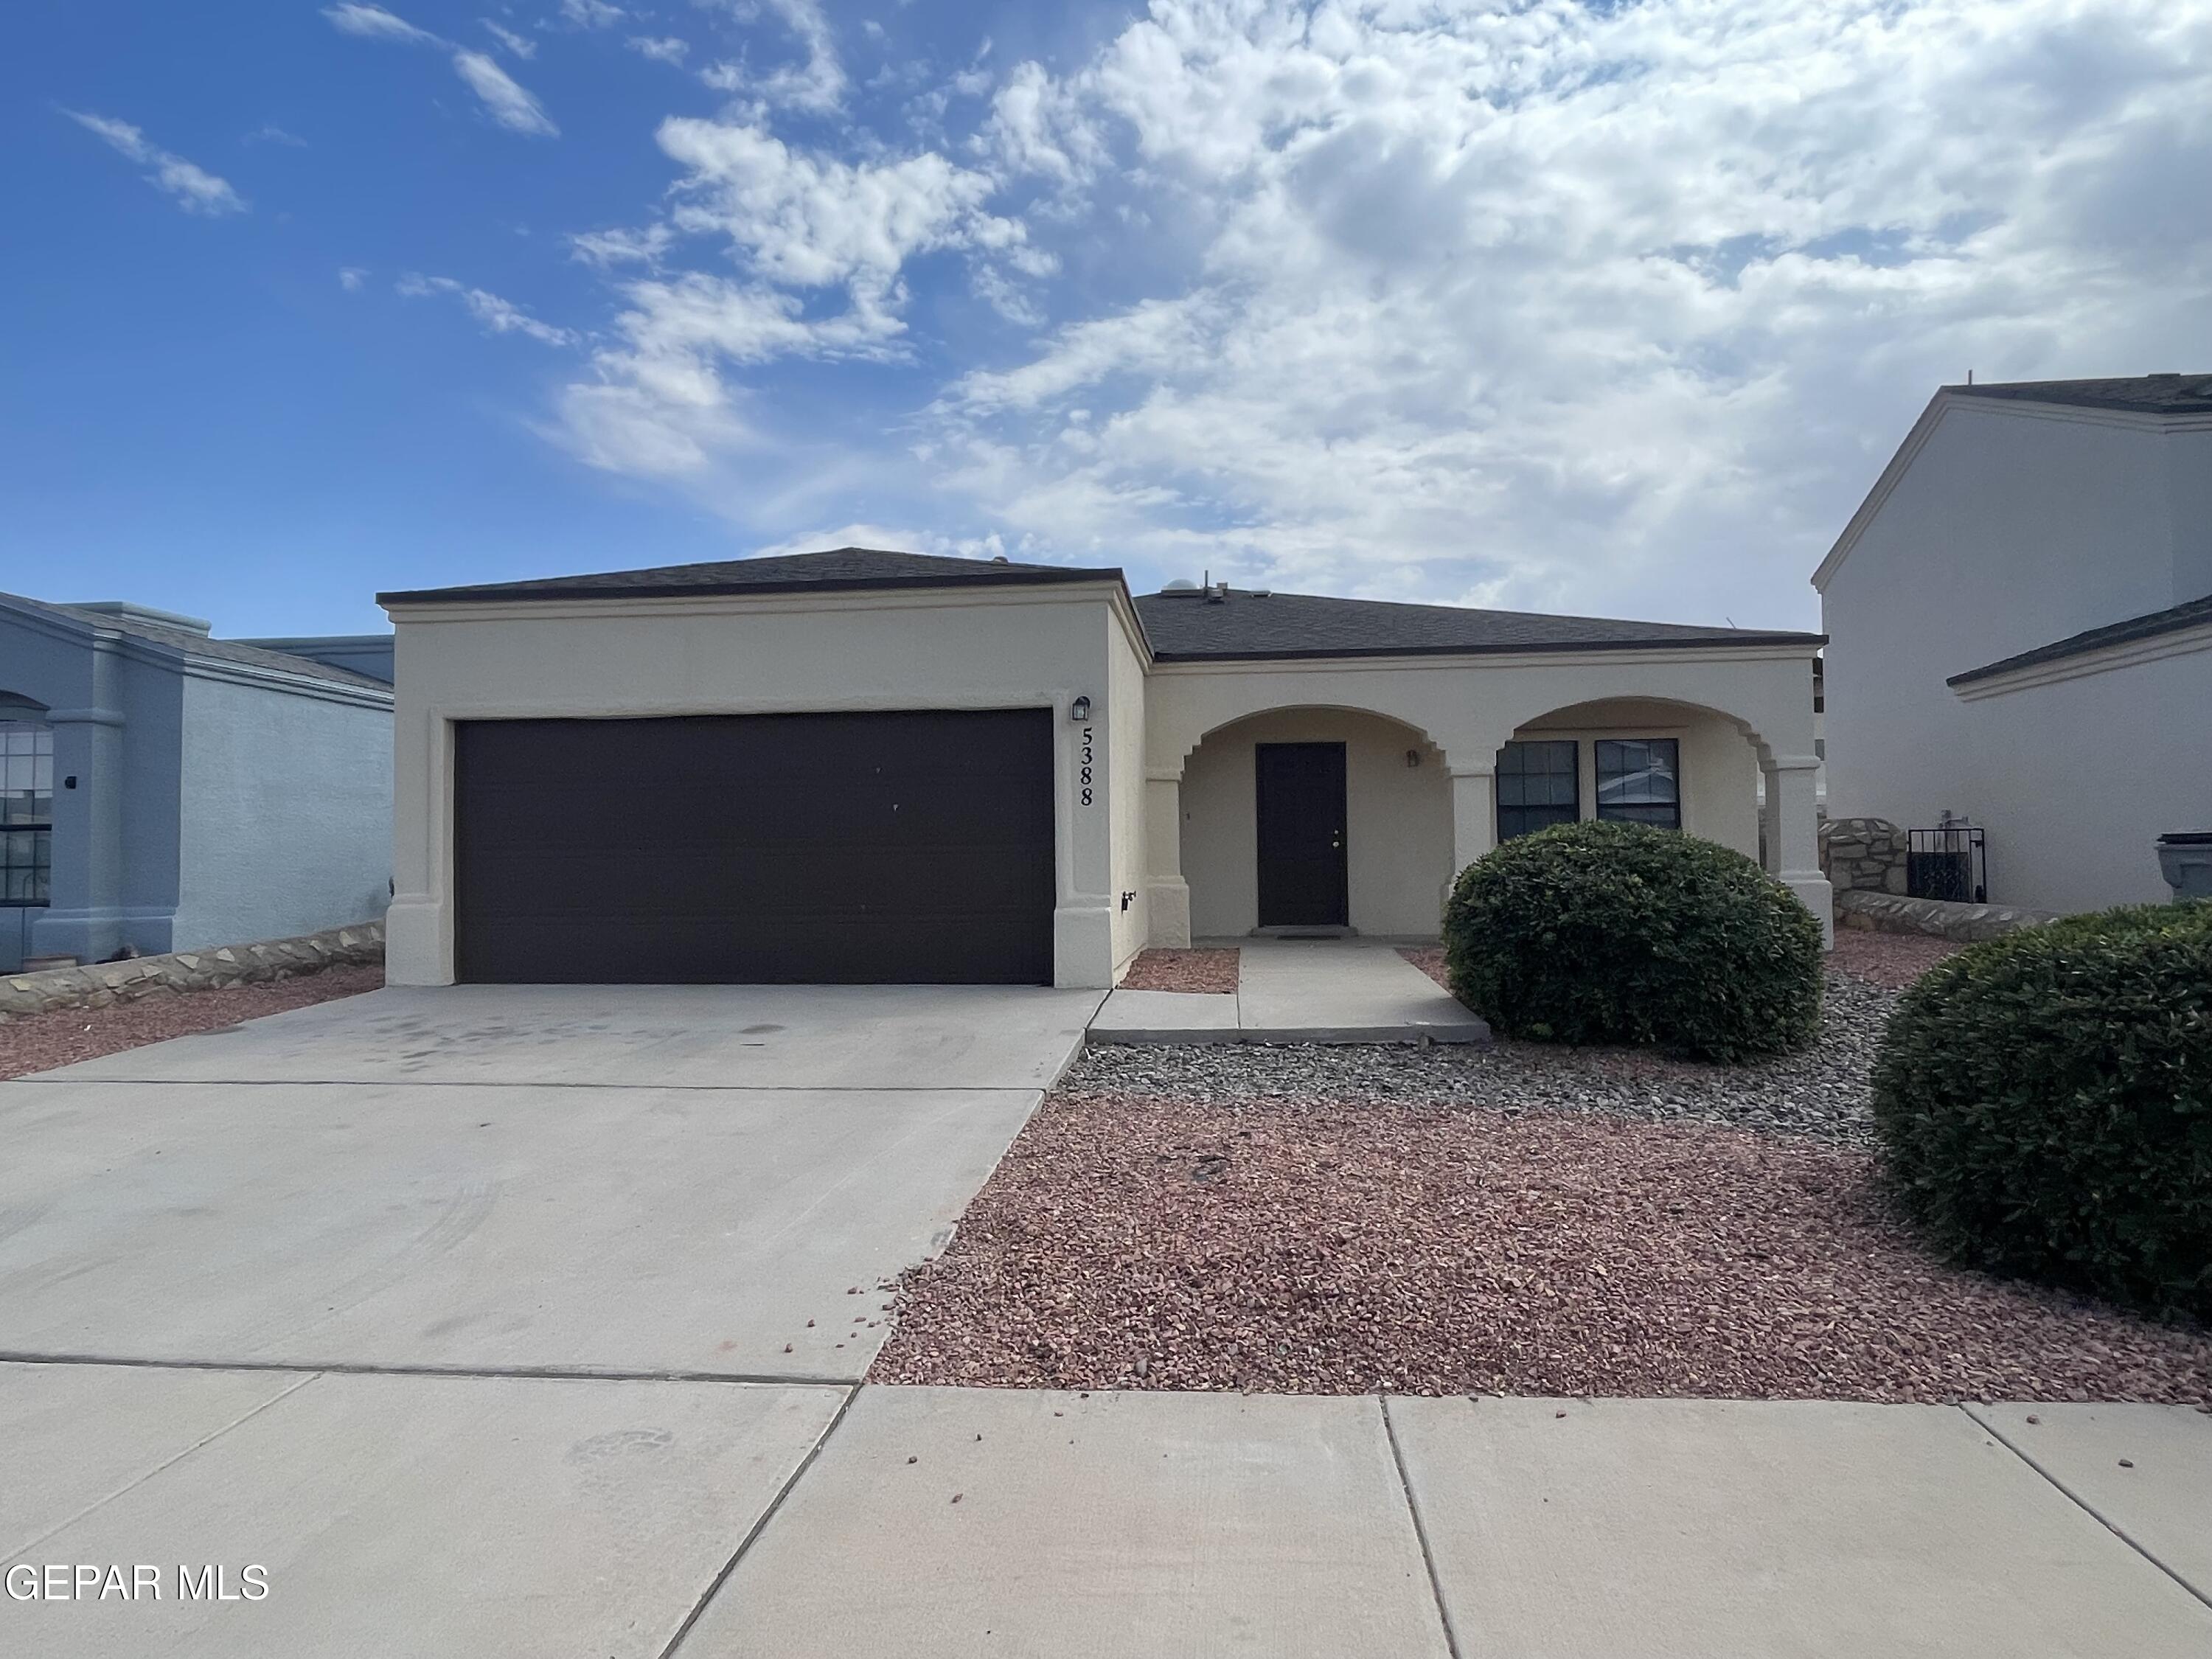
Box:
left=0, top=593, right=394, bottom=973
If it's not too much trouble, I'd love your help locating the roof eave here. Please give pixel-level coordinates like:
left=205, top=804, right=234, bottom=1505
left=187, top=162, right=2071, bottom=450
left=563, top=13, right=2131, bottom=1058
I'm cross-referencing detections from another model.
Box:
left=376, top=566, right=1125, bottom=608
left=1152, top=633, right=1826, bottom=664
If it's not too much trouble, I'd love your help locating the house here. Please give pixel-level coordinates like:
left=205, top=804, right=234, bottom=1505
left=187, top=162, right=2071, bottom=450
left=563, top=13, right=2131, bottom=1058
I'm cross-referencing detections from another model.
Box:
left=376, top=548, right=1827, bottom=989
left=1815, top=375, right=2212, bottom=914
left=0, top=594, right=395, bottom=972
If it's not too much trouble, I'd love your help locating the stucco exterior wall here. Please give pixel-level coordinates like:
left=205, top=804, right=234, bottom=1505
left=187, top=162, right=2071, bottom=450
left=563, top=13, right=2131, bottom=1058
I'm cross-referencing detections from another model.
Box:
left=171, top=669, right=392, bottom=950
left=1181, top=708, right=1450, bottom=938
left=1947, top=641, right=2212, bottom=912
left=1820, top=400, right=2212, bottom=908
left=0, top=605, right=186, bottom=963
left=1820, top=404, right=2183, bottom=831
left=1105, top=609, right=1150, bottom=970
left=385, top=586, right=1127, bottom=988
left=1512, top=699, right=1760, bottom=859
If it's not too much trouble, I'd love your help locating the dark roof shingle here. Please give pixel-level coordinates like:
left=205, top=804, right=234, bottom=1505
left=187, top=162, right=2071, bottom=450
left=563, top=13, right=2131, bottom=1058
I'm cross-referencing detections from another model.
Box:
left=379, top=547, right=1822, bottom=661
left=1948, top=594, right=2212, bottom=686
left=1134, top=587, right=1822, bottom=661
left=1947, top=374, right=2212, bottom=416
left=378, top=546, right=1121, bottom=605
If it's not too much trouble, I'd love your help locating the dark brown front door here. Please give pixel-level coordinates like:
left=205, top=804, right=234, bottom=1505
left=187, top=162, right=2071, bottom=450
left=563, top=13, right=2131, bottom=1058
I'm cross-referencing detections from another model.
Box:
left=453, top=709, right=1055, bottom=984
left=1254, top=742, right=1348, bottom=927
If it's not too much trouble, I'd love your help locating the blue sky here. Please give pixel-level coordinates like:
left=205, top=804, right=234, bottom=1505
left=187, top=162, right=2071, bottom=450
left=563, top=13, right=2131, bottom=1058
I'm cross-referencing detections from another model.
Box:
left=7, top=1, right=2210, bottom=637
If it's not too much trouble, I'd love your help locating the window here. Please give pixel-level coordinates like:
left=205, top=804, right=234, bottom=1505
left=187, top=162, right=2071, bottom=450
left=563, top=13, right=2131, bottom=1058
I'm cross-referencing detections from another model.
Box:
left=1496, top=740, right=1578, bottom=839
left=1595, top=738, right=1680, bottom=829
left=0, top=718, right=52, bottom=906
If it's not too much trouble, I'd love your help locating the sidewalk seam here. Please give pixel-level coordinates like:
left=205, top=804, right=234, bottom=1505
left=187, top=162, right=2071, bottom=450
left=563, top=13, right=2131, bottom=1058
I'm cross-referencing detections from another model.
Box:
left=0, top=1352, right=855, bottom=1388
left=659, top=1382, right=862, bottom=1658
left=1960, top=1403, right=2212, bottom=1614
left=1380, top=1396, right=1466, bottom=1659
left=2, top=1369, right=321, bottom=1562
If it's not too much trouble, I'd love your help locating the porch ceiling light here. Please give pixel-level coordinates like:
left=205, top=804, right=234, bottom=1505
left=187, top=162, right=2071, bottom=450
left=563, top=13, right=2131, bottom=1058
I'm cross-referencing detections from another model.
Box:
left=1069, top=695, right=1092, bottom=722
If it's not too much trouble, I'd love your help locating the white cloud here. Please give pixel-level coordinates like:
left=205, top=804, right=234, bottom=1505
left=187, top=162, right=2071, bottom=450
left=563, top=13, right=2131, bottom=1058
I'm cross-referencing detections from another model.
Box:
left=920, top=0, right=2212, bottom=622
left=397, top=272, right=577, bottom=346
left=65, top=111, right=247, bottom=215
left=560, top=0, right=622, bottom=28
left=451, top=49, right=558, bottom=136
left=324, top=5, right=558, bottom=138
left=550, top=116, right=1034, bottom=480
left=339, top=265, right=368, bottom=291
left=322, top=3, right=434, bottom=45
left=568, top=222, right=675, bottom=268
left=696, top=0, right=844, bottom=115
left=627, top=35, right=688, bottom=66
left=245, top=122, right=307, bottom=147
left=502, top=0, right=2212, bottom=616
left=481, top=20, right=536, bottom=59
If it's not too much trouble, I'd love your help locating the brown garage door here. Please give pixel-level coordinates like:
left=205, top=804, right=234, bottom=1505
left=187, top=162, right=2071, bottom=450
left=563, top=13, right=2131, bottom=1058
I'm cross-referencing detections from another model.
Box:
left=453, top=710, right=1055, bottom=984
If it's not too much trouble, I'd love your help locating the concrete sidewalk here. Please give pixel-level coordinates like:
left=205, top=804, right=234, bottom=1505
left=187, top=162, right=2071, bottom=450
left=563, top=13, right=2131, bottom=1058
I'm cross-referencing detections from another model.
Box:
left=6, top=1378, right=2208, bottom=1655
left=1090, top=936, right=1490, bottom=1045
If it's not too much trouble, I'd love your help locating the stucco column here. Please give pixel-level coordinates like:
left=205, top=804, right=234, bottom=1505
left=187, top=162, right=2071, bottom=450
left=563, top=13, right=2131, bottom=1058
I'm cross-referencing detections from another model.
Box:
left=1446, top=768, right=1495, bottom=914
left=32, top=641, right=128, bottom=964
left=1765, top=756, right=1833, bottom=948
left=1144, top=771, right=1192, bottom=947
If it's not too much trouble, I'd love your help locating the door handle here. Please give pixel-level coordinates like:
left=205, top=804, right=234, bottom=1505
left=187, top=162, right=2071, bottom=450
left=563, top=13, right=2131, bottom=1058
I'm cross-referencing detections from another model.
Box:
left=1330, top=832, right=1343, bottom=849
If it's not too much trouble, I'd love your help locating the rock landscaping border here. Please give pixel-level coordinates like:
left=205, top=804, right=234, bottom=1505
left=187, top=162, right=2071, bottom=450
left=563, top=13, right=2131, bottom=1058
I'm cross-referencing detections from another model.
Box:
left=1836, top=889, right=2059, bottom=942
left=0, top=921, right=385, bottom=1022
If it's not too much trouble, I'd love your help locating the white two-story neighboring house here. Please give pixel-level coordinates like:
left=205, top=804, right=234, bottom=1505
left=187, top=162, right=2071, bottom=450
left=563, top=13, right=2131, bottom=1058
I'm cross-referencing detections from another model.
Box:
left=1816, top=374, right=2212, bottom=914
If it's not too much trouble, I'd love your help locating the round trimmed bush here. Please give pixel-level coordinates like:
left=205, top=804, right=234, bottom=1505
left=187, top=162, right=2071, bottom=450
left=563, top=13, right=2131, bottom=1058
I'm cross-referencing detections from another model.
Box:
left=1871, top=902, right=2212, bottom=1319
left=1442, top=820, right=1823, bottom=1062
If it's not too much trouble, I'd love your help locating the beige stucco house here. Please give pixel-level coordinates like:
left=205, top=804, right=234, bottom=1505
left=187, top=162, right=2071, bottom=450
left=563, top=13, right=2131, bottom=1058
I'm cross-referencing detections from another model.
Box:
left=378, top=549, right=1829, bottom=990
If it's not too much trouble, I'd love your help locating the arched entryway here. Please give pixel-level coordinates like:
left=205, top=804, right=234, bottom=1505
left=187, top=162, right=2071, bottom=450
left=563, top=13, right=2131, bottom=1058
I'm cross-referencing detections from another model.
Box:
left=1177, top=706, right=1450, bottom=939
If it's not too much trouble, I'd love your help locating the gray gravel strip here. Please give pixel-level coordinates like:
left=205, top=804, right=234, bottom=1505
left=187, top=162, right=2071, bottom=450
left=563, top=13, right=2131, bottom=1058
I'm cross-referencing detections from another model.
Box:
left=1065, top=964, right=1896, bottom=1150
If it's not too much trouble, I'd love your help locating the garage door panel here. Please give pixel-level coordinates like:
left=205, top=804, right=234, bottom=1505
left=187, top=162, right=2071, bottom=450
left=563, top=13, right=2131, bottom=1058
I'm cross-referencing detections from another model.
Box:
left=454, top=711, right=1055, bottom=984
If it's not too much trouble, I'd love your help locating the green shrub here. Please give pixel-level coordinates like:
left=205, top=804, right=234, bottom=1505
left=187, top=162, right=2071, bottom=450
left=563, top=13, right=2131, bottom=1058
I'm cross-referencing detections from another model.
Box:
left=1443, top=820, right=1823, bottom=1062
left=1871, top=902, right=2212, bottom=1319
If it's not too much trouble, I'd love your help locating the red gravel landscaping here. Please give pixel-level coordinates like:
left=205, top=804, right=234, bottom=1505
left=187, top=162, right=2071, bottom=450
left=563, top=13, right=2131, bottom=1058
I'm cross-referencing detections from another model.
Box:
left=1119, top=947, right=1240, bottom=994
left=872, top=1092, right=2212, bottom=1402
left=0, top=963, right=384, bottom=1080
left=1827, top=928, right=1966, bottom=988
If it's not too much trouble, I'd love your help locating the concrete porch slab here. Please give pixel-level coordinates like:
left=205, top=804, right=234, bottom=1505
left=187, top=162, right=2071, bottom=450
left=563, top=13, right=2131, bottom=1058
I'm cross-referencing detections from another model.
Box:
left=1967, top=1402, right=2212, bottom=1601
left=0, top=1079, right=1034, bottom=1380
left=1387, top=1395, right=2212, bottom=1658
left=0, top=1361, right=842, bottom=1658
left=675, top=1386, right=1450, bottom=1658
left=1087, top=987, right=1241, bottom=1042
left=1090, top=937, right=1489, bottom=1045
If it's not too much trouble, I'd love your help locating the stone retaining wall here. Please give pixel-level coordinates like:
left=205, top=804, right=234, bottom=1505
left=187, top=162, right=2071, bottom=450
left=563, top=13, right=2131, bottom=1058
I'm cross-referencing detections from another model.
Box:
left=1819, top=816, right=1909, bottom=895
left=1834, top=889, right=2059, bottom=943
left=0, top=921, right=384, bottom=1022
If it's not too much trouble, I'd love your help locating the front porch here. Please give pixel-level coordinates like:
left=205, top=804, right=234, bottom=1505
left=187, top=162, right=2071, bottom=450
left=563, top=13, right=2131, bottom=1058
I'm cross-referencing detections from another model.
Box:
left=1141, top=687, right=1827, bottom=950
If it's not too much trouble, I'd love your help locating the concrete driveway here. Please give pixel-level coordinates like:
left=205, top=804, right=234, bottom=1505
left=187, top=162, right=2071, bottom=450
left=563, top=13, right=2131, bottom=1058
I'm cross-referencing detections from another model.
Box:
left=5, top=983, right=2209, bottom=1658
left=0, top=982, right=1099, bottom=1655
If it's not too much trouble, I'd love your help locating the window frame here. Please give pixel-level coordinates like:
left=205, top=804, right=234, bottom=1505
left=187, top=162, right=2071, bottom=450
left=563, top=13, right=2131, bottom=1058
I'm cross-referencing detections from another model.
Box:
left=1495, top=739, right=1580, bottom=841
left=1593, top=737, right=1682, bottom=830
left=0, top=717, right=54, bottom=908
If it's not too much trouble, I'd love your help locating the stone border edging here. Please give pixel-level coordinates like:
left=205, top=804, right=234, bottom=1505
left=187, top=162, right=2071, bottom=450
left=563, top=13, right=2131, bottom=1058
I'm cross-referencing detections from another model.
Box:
left=0, top=920, right=385, bottom=1022
left=1835, top=888, right=2059, bottom=942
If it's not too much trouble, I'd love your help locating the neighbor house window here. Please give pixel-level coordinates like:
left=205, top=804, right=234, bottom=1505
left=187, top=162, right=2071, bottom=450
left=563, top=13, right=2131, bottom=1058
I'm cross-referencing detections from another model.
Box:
left=1595, top=738, right=1680, bottom=829
left=1496, top=740, right=1579, bottom=839
left=0, top=719, right=53, bottom=905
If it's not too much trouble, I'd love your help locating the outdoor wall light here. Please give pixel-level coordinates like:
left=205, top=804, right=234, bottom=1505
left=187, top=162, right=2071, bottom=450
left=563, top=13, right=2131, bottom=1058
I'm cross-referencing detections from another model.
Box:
left=1070, top=695, right=1092, bottom=722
